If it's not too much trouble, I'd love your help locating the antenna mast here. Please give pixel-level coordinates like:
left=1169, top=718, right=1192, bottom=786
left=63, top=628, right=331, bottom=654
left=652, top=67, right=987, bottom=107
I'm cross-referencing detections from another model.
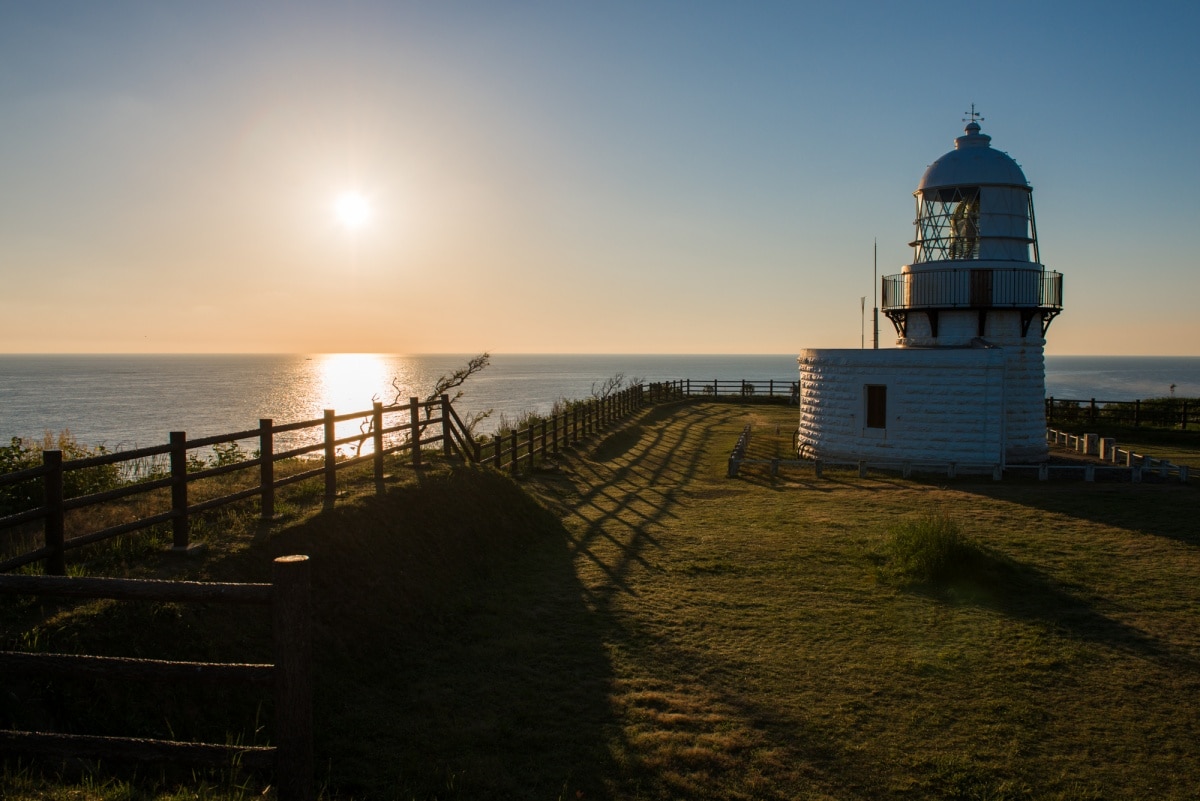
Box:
left=872, top=239, right=880, bottom=349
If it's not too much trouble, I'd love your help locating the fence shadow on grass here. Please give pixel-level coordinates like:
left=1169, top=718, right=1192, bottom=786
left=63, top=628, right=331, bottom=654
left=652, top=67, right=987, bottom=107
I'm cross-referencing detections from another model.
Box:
left=534, top=403, right=737, bottom=607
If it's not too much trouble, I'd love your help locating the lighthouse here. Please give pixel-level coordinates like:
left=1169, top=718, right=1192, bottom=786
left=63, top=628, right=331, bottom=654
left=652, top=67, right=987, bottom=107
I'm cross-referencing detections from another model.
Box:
left=797, top=111, right=1064, bottom=469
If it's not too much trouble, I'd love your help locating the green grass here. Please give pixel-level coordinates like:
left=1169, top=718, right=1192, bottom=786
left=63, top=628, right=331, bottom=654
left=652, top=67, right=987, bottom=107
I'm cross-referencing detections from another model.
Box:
left=4, top=401, right=1200, bottom=799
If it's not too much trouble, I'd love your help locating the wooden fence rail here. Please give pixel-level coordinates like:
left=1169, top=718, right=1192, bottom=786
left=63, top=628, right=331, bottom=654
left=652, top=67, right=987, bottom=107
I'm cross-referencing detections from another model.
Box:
left=1046, top=396, right=1194, bottom=429
left=0, top=396, right=457, bottom=574
left=0, top=554, right=313, bottom=801
left=669, top=378, right=798, bottom=401
left=478, top=385, right=651, bottom=472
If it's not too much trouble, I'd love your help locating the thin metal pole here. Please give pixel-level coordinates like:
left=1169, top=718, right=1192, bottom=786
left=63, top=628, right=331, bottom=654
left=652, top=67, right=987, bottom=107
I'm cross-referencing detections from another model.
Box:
left=873, top=238, right=880, bottom=349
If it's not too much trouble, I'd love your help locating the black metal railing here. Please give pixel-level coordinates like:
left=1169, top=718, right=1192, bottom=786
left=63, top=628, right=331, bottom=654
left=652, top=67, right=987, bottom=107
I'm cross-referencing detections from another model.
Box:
left=882, top=268, right=1062, bottom=311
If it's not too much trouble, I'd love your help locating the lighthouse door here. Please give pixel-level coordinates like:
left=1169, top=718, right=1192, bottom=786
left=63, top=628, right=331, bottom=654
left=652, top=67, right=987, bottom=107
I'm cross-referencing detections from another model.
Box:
left=970, top=269, right=993, bottom=307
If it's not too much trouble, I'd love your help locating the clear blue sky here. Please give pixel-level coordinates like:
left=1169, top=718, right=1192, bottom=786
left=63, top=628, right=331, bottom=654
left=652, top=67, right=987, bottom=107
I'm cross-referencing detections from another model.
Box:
left=2, top=0, right=1196, bottom=355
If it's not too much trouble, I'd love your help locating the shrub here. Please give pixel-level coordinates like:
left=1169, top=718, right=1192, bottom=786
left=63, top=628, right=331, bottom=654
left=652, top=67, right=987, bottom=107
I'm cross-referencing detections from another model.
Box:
left=884, top=511, right=979, bottom=585
left=0, top=431, right=123, bottom=516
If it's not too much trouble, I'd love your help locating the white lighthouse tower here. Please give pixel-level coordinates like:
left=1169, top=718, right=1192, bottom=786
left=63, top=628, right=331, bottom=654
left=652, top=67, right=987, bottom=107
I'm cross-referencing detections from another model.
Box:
left=882, top=110, right=1063, bottom=462
left=797, top=111, right=1063, bottom=469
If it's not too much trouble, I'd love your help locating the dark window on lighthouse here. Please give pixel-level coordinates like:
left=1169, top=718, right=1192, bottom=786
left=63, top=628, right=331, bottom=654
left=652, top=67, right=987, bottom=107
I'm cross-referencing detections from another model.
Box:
left=865, top=385, right=887, bottom=429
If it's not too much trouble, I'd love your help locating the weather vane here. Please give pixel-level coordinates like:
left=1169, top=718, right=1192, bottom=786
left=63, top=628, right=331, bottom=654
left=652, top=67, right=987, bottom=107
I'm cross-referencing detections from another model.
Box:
left=963, top=103, right=985, bottom=125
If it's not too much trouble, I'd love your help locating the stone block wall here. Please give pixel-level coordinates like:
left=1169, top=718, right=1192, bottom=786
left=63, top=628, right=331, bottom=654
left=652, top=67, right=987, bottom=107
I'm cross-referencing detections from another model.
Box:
left=798, top=347, right=1008, bottom=466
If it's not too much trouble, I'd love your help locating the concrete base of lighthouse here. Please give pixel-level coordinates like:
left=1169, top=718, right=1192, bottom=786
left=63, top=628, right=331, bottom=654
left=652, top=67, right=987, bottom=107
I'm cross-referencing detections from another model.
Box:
left=798, top=335, right=1049, bottom=470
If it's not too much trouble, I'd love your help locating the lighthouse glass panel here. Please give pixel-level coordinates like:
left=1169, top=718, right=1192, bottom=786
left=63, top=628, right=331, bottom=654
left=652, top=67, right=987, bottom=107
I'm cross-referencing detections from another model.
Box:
left=913, top=187, right=981, bottom=262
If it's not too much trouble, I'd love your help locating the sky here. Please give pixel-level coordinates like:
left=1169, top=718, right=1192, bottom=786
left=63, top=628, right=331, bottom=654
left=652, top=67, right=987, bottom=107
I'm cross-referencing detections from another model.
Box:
left=1, top=1, right=1197, bottom=356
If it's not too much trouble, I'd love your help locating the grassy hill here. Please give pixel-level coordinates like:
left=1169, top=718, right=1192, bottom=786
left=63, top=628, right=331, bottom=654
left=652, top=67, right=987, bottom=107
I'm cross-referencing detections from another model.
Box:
left=4, top=401, right=1200, bottom=800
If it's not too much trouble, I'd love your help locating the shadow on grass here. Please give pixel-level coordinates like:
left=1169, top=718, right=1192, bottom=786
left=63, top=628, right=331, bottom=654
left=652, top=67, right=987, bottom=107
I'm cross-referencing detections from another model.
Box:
left=528, top=403, right=734, bottom=607
left=252, top=466, right=618, bottom=800
left=896, top=542, right=1178, bottom=663
left=957, top=479, right=1200, bottom=547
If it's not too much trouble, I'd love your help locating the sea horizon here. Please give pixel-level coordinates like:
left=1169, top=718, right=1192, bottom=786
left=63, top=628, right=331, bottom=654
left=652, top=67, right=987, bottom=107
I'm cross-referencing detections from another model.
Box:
left=3, top=353, right=1200, bottom=450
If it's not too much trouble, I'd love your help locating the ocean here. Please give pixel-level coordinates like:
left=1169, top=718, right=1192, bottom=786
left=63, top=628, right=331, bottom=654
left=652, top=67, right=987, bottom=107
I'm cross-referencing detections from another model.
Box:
left=2, top=354, right=1199, bottom=450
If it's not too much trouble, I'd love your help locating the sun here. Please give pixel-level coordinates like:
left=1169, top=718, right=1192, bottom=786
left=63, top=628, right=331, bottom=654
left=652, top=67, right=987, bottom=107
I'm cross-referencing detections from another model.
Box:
left=333, top=191, right=372, bottom=229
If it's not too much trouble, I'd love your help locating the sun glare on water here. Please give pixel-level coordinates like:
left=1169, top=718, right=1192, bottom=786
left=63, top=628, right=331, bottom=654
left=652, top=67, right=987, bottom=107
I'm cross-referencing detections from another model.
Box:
left=318, top=353, right=389, bottom=414
left=334, top=191, right=372, bottom=229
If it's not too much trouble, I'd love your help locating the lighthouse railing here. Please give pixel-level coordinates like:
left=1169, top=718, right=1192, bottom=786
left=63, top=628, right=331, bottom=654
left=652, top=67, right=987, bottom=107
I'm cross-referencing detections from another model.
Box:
left=882, top=268, right=1062, bottom=311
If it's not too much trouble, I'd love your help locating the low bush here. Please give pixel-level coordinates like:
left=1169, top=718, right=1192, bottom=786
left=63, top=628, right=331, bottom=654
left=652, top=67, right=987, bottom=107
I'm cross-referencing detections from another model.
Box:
left=884, top=511, right=981, bottom=585
left=0, top=432, right=123, bottom=517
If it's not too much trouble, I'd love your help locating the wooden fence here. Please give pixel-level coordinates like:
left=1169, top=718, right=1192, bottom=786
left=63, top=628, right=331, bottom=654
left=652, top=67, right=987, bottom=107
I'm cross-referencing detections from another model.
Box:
left=0, top=385, right=665, bottom=575
left=662, top=378, right=798, bottom=402
left=0, top=395, right=470, bottom=575
left=478, top=384, right=650, bottom=472
left=0, top=379, right=798, bottom=576
left=1046, top=396, right=1194, bottom=429
left=0, top=554, right=313, bottom=801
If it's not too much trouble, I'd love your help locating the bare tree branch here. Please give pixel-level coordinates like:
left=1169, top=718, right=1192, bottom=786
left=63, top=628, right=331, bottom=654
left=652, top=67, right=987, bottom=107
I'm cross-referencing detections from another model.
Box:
left=591, top=372, right=642, bottom=400
left=425, top=353, right=491, bottom=405
left=356, top=353, right=494, bottom=457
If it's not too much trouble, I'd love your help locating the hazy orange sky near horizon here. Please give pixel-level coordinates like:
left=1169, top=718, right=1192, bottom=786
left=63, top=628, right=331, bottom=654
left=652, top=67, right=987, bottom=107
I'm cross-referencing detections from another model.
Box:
left=2, top=2, right=1197, bottom=357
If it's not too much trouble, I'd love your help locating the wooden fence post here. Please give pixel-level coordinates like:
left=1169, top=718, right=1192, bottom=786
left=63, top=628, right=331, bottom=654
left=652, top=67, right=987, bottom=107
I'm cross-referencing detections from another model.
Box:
left=323, top=411, right=336, bottom=508
left=510, top=430, right=519, bottom=475
left=272, top=555, right=313, bottom=801
left=551, top=414, right=559, bottom=455
left=373, top=402, right=385, bottom=487
left=441, top=394, right=453, bottom=457
left=43, top=450, right=65, bottom=576
left=170, top=432, right=189, bottom=551
left=259, top=419, right=275, bottom=521
left=539, top=419, right=547, bottom=461
left=527, top=424, right=536, bottom=472
left=409, top=398, right=422, bottom=470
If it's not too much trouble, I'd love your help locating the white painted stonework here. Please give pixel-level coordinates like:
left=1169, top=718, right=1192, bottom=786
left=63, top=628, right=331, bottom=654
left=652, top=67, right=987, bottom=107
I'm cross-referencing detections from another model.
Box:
left=898, top=308, right=1047, bottom=463
left=797, top=347, right=1008, bottom=469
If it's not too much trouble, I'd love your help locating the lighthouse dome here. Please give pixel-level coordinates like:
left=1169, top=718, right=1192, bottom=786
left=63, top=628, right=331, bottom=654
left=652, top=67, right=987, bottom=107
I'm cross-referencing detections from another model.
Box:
left=917, top=121, right=1029, bottom=191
